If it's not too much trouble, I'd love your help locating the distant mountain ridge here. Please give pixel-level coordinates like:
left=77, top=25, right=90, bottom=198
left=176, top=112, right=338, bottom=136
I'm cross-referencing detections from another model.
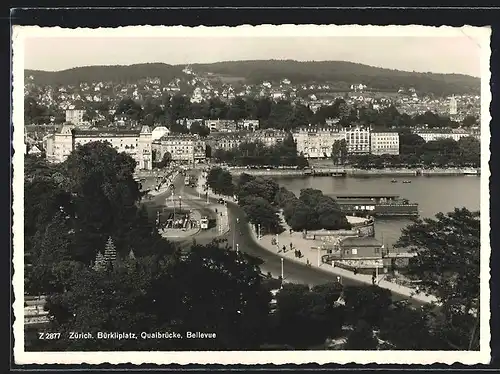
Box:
left=25, top=60, right=480, bottom=95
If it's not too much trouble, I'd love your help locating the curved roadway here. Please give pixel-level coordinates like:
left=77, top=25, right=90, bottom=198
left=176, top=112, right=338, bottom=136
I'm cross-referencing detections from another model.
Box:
left=146, top=169, right=423, bottom=306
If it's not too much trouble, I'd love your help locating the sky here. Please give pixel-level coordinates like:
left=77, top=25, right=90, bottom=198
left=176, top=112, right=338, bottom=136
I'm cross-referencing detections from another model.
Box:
left=23, top=35, right=482, bottom=77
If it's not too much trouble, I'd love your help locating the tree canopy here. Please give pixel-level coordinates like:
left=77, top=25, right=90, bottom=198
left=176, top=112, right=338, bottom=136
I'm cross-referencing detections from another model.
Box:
left=395, top=207, right=480, bottom=350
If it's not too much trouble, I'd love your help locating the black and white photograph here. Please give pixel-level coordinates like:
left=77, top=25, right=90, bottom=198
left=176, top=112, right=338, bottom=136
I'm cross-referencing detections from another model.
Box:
left=12, top=24, right=491, bottom=365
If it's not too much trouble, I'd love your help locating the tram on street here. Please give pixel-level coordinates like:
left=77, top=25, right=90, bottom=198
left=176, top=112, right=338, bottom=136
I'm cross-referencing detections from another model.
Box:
left=200, top=216, right=209, bottom=230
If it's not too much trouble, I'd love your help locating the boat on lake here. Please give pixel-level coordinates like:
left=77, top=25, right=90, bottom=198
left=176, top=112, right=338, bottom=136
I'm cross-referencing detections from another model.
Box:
left=402, top=180, right=412, bottom=184
left=331, top=193, right=419, bottom=218
left=463, top=168, right=479, bottom=176
left=391, top=179, right=398, bottom=183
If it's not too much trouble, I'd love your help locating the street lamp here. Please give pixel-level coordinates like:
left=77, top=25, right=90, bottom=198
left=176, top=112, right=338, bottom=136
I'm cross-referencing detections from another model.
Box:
left=280, top=258, right=284, bottom=289
left=172, top=191, right=176, bottom=227
left=236, top=243, right=239, bottom=253
left=257, top=224, right=261, bottom=240
left=179, top=196, right=182, bottom=213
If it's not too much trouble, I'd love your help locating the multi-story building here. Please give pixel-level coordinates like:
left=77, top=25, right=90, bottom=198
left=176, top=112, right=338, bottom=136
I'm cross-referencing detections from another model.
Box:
left=249, top=129, right=287, bottom=148
left=206, top=133, right=244, bottom=152
left=205, top=119, right=237, bottom=132
left=151, top=126, right=170, bottom=141
left=370, top=131, right=400, bottom=156
left=46, top=125, right=153, bottom=170
left=152, top=134, right=206, bottom=165
left=346, top=127, right=371, bottom=154
left=65, top=109, right=86, bottom=127
left=292, top=127, right=347, bottom=158
left=239, top=119, right=260, bottom=132
left=415, top=129, right=472, bottom=142
left=449, top=96, right=458, bottom=116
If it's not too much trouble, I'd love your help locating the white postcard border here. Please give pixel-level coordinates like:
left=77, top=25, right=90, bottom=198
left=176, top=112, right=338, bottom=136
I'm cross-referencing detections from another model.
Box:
left=12, top=24, right=492, bottom=365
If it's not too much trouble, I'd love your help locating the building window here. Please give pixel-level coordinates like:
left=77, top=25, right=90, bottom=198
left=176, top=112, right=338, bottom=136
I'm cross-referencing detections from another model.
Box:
left=375, top=247, right=380, bottom=254
left=352, top=248, right=358, bottom=255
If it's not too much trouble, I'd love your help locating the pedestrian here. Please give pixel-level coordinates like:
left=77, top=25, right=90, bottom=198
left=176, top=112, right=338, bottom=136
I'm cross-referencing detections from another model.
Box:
left=294, top=250, right=298, bottom=258
left=289, top=228, right=292, bottom=236
left=282, top=245, right=286, bottom=253
left=372, top=276, right=376, bottom=285
left=298, top=250, right=302, bottom=258
left=354, top=268, right=358, bottom=275
left=290, top=242, right=293, bottom=251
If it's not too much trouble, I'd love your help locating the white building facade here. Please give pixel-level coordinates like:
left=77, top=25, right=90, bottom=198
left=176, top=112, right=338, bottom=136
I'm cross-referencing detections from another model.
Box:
left=153, top=134, right=206, bottom=164
left=292, top=128, right=347, bottom=158
left=46, top=125, right=153, bottom=170
left=346, top=127, right=371, bottom=154
left=248, top=129, right=287, bottom=147
left=370, top=132, right=400, bottom=155
left=65, top=109, right=86, bottom=127
left=415, top=130, right=472, bottom=142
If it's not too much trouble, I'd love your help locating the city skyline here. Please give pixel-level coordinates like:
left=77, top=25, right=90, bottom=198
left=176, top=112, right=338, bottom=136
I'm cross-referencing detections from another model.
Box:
left=20, top=26, right=485, bottom=77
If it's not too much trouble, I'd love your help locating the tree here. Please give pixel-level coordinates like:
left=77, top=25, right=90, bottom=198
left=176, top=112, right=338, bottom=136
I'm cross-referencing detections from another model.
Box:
left=331, top=139, right=348, bottom=165
left=394, top=208, right=480, bottom=350
left=237, top=177, right=279, bottom=203
left=345, top=320, right=378, bottom=350
left=284, top=189, right=350, bottom=231
left=41, top=240, right=273, bottom=351
left=457, top=136, right=480, bottom=166
left=462, top=115, right=478, bottom=128
left=342, top=285, right=392, bottom=328
left=240, top=196, right=282, bottom=234
left=206, top=167, right=235, bottom=197
left=272, top=282, right=345, bottom=348
left=379, top=303, right=446, bottom=350
left=158, top=151, right=172, bottom=168
left=60, top=141, right=167, bottom=263
left=116, top=98, right=143, bottom=122
left=190, top=121, right=210, bottom=137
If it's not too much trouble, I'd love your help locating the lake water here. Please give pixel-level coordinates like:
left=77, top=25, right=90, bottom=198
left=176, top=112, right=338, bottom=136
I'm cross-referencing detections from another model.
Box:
left=274, top=175, right=481, bottom=248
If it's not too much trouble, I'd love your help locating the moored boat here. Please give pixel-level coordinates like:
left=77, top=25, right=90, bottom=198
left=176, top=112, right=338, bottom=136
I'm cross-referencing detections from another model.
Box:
left=331, top=193, right=419, bottom=218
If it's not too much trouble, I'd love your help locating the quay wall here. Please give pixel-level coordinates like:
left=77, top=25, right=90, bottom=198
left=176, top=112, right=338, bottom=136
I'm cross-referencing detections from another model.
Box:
left=227, top=167, right=479, bottom=177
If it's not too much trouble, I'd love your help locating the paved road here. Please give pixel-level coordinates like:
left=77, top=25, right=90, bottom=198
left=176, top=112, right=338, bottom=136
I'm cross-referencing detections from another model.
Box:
left=144, top=169, right=424, bottom=306
left=141, top=172, right=219, bottom=245
left=183, top=177, right=426, bottom=307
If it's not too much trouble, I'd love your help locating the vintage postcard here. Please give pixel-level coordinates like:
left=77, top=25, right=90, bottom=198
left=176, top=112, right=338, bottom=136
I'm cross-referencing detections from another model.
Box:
left=12, top=24, right=491, bottom=365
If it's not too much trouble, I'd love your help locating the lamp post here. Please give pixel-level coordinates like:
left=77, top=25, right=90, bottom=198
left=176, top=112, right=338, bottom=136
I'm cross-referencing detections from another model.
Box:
left=280, top=258, right=284, bottom=289
left=179, top=195, right=182, bottom=216
left=276, top=233, right=279, bottom=249
left=172, top=191, right=176, bottom=227
left=337, top=275, right=342, bottom=285
left=257, top=224, right=261, bottom=240
left=236, top=243, right=239, bottom=253
left=232, top=222, right=236, bottom=250
left=317, top=247, right=321, bottom=267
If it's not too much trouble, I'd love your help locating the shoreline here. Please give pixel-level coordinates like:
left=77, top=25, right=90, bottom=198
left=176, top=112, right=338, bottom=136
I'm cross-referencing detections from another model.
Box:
left=196, top=169, right=437, bottom=305
left=227, top=167, right=480, bottom=177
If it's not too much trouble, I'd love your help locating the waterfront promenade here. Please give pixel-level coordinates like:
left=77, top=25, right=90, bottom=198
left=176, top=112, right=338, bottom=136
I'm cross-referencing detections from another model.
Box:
left=196, top=171, right=438, bottom=305
left=249, top=220, right=438, bottom=304
left=227, top=166, right=479, bottom=177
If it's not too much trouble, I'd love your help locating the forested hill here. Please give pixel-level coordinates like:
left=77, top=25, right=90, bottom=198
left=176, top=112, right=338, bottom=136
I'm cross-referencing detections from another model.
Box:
left=26, top=60, right=480, bottom=96
left=25, top=63, right=186, bottom=86
left=191, top=60, right=480, bottom=95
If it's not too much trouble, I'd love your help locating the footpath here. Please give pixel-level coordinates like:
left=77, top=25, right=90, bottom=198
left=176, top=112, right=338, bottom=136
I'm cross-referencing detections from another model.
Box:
left=196, top=172, right=438, bottom=305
